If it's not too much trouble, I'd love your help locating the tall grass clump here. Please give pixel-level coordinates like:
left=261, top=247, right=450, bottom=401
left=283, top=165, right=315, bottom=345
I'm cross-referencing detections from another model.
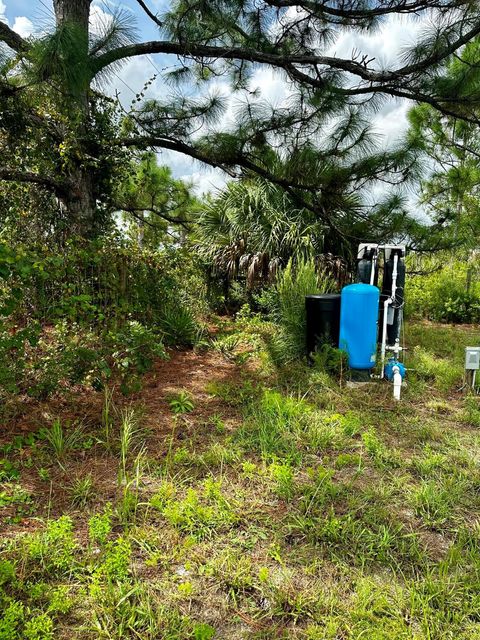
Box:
left=412, top=346, right=463, bottom=391
left=41, top=418, right=84, bottom=465
left=267, top=259, right=334, bottom=366
left=236, top=388, right=310, bottom=462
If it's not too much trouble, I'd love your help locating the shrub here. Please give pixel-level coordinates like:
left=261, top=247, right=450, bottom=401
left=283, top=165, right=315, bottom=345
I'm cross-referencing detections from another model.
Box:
left=157, top=480, right=238, bottom=539
left=100, top=537, right=132, bottom=582
left=0, top=600, right=24, bottom=640
left=406, top=254, right=480, bottom=323
left=0, top=240, right=203, bottom=400
left=88, top=503, right=113, bottom=546
left=23, top=614, right=54, bottom=640
left=159, top=304, right=199, bottom=346
left=265, top=259, right=334, bottom=366
left=23, top=516, right=76, bottom=575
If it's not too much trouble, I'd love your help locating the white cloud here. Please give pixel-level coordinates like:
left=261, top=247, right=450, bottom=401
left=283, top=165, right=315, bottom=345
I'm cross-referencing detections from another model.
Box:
left=248, top=66, right=293, bottom=106
left=0, top=1, right=7, bottom=24
left=372, top=100, right=411, bottom=146
left=328, top=14, right=429, bottom=70
left=89, top=3, right=114, bottom=36
left=184, top=168, right=229, bottom=196
left=12, top=16, right=34, bottom=38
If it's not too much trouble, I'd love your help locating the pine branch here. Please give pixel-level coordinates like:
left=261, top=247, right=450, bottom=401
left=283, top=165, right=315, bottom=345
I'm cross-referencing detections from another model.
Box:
left=116, top=135, right=238, bottom=176
left=0, top=22, right=28, bottom=52
left=268, top=0, right=466, bottom=20
left=91, top=19, right=480, bottom=108
left=92, top=40, right=394, bottom=82
left=0, top=168, right=69, bottom=196
left=113, top=134, right=340, bottom=227
left=134, top=0, right=163, bottom=28
left=119, top=205, right=191, bottom=227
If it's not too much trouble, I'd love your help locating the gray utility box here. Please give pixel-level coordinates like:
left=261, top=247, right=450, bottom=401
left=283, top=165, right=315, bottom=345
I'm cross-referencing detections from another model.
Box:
left=465, top=346, right=480, bottom=370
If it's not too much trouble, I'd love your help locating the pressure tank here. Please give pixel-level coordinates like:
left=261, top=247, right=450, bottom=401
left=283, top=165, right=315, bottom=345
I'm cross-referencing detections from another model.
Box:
left=305, top=294, right=341, bottom=355
left=339, top=283, right=379, bottom=370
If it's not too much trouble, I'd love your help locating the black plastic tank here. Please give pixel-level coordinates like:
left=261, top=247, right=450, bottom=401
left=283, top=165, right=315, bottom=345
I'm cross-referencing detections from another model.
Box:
left=357, top=258, right=378, bottom=286
left=305, top=294, right=341, bottom=355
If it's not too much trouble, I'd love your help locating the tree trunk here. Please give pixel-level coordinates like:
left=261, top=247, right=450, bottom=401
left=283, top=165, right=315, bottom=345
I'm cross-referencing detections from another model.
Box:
left=53, top=0, right=92, bottom=28
left=53, top=0, right=97, bottom=238
left=67, top=168, right=97, bottom=238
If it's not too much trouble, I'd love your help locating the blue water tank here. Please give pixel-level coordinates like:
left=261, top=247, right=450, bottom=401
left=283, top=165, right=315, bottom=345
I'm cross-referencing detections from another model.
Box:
left=339, top=283, right=379, bottom=370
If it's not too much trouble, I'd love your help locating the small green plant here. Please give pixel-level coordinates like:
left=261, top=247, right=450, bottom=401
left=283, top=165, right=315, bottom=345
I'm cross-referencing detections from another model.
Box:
left=208, top=414, right=226, bottom=434
left=38, top=467, right=50, bottom=481
left=40, top=418, right=84, bottom=464
left=212, top=334, right=241, bottom=361
left=157, top=479, right=237, bottom=539
left=0, top=559, right=15, bottom=585
left=88, top=503, right=113, bottom=546
left=193, top=623, right=215, bottom=640
left=23, top=613, right=54, bottom=640
left=0, top=599, right=24, bottom=638
left=118, top=408, right=143, bottom=485
left=312, top=344, right=348, bottom=377
left=0, top=458, right=20, bottom=482
left=70, top=473, right=95, bottom=507
left=159, top=305, right=198, bottom=346
left=168, top=391, right=195, bottom=415
left=101, top=385, right=116, bottom=451
left=410, top=478, right=462, bottom=528
left=177, top=581, right=194, bottom=597
left=23, top=516, right=77, bottom=575
left=361, top=428, right=390, bottom=466
left=100, top=537, right=132, bottom=582
left=47, top=585, right=74, bottom=615
left=269, top=461, right=295, bottom=499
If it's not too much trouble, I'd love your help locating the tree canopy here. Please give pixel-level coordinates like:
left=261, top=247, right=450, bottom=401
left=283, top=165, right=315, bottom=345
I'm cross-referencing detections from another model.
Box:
left=408, top=36, right=480, bottom=251
left=1, top=0, right=480, bottom=242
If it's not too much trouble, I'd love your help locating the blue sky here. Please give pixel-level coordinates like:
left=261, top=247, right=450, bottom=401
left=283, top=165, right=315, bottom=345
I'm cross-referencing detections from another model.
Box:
left=1, top=0, right=425, bottom=200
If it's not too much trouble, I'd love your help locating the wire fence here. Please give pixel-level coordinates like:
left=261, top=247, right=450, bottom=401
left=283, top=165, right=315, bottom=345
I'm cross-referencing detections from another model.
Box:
left=7, top=242, right=201, bottom=327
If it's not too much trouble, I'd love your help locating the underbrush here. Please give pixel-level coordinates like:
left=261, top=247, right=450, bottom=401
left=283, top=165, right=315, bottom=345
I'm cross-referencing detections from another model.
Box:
left=0, top=240, right=206, bottom=401
left=0, top=320, right=169, bottom=400
left=406, top=253, right=480, bottom=323
left=1, top=322, right=480, bottom=638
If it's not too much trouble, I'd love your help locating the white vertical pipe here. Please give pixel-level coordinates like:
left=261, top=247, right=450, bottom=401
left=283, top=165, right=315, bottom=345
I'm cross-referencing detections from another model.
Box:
left=381, top=253, right=399, bottom=378
left=391, top=253, right=398, bottom=302
left=393, top=366, right=402, bottom=400
left=370, top=250, right=377, bottom=286
left=380, top=298, right=390, bottom=378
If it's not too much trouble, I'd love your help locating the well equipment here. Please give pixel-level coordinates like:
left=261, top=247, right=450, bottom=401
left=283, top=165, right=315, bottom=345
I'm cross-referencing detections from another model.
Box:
left=306, top=243, right=407, bottom=400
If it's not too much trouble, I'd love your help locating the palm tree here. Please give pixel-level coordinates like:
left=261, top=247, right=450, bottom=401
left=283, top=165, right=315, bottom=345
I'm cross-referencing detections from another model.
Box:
left=195, top=178, right=327, bottom=288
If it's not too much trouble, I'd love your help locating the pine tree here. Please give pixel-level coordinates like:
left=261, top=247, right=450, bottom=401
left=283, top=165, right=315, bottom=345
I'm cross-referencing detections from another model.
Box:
left=0, top=0, right=480, bottom=239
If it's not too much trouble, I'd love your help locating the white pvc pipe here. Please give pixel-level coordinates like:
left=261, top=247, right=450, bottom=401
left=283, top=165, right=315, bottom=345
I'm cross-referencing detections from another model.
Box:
left=380, top=297, right=390, bottom=377
left=391, top=253, right=398, bottom=301
left=393, top=366, right=402, bottom=400
left=370, top=251, right=377, bottom=286
left=380, top=254, right=399, bottom=378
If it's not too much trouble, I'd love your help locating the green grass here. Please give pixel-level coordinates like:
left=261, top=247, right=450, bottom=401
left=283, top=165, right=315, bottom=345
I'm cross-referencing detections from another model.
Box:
left=1, top=322, right=479, bottom=638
